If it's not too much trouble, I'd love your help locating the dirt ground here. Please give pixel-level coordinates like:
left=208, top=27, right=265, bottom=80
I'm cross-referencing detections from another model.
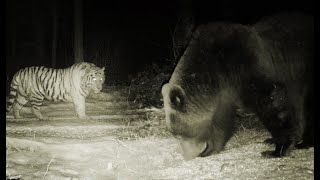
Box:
left=6, top=91, right=314, bottom=180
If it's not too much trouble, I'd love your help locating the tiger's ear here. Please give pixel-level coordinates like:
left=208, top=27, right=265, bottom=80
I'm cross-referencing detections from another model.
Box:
left=101, top=67, right=105, bottom=73
left=85, top=67, right=91, bottom=74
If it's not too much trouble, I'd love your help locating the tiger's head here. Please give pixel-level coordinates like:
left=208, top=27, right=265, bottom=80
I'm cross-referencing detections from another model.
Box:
left=82, top=66, right=106, bottom=94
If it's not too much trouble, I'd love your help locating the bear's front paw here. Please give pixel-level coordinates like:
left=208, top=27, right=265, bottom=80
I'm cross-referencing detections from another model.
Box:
left=261, top=150, right=286, bottom=158
left=263, top=138, right=275, bottom=145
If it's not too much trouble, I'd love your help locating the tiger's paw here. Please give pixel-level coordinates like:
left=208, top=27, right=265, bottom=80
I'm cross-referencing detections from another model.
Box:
left=13, top=112, right=23, bottom=119
left=14, top=115, right=24, bottom=119
left=78, top=115, right=92, bottom=120
left=38, top=116, right=53, bottom=121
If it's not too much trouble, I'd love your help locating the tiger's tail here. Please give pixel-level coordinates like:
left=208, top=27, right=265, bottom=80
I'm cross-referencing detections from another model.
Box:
left=6, top=75, right=19, bottom=113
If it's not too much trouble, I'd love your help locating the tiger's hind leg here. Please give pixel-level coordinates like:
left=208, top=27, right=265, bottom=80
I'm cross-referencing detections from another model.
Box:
left=12, top=94, right=28, bottom=119
left=30, top=95, right=50, bottom=120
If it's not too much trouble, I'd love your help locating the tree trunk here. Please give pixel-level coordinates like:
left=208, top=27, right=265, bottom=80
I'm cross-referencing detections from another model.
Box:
left=51, top=0, right=58, bottom=68
left=74, top=0, right=84, bottom=63
left=32, top=0, right=45, bottom=64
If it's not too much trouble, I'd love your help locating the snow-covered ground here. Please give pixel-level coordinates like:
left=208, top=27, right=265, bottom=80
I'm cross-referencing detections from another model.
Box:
left=6, top=90, right=314, bottom=179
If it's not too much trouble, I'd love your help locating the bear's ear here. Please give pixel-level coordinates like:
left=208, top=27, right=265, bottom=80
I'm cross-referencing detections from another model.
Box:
left=172, top=15, right=195, bottom=60
left=161, top=83, right=170, bottom=95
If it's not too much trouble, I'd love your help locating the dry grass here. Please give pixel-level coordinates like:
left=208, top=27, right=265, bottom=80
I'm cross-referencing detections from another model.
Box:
left=6, top=102, right=313, bottom=179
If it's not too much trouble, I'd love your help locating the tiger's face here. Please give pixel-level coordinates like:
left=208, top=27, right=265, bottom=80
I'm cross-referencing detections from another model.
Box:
left=92, top=73, right=105, bottom=93
left=83, top=67, right=105, bottom=93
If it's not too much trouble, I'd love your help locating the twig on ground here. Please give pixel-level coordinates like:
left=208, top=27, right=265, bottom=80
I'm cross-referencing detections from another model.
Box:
left=6, top=175, right=22, bottom=180
left=144, top=107, right=162, bottom=112
left=105, top=138, right=138, bottom=152
left=42, top=158, right=54, bottom=180
left=116, top=139, right=138, bottom=152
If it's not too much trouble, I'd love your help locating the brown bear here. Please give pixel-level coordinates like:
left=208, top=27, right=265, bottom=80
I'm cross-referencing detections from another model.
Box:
left=162, top=13, right=314, bottom=160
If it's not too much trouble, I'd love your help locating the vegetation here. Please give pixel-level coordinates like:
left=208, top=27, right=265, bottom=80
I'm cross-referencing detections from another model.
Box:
left=128, top=60, right=176, bottom=108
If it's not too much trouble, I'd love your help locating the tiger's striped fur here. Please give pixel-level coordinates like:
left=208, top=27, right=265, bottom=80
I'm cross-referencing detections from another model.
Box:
left=6, top=62, right=105, bottom=120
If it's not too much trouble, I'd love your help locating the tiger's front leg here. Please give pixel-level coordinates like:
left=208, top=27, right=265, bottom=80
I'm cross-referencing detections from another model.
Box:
left=73, top=95, right=91, bottom=119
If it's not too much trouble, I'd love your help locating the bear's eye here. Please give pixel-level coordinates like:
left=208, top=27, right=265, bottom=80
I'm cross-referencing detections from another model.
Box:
left=173, top=96, right=182, bottom=106
left=93, top=78, right=97, bottom=81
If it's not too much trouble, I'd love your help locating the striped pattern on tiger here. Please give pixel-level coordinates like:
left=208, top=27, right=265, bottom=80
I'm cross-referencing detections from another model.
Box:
left=6, top=62, right=105, bottom=120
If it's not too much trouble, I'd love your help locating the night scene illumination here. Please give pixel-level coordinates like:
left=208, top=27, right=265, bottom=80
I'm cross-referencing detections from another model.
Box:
left=6, top=0, right=314, bottom=179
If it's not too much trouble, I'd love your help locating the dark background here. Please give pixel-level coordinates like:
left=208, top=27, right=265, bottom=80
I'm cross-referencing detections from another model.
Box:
left=5, top=0, right=314, bottom=85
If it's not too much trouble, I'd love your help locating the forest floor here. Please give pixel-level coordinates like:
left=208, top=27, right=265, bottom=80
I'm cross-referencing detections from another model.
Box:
left=6, top=86, right=314, bottom=180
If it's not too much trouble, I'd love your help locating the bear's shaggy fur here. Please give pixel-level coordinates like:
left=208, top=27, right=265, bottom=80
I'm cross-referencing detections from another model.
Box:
left=162, top=13, right=313, bottom=160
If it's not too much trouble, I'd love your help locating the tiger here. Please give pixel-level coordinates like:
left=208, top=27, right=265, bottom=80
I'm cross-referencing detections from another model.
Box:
left=6, top=62, right=105, bottom=120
